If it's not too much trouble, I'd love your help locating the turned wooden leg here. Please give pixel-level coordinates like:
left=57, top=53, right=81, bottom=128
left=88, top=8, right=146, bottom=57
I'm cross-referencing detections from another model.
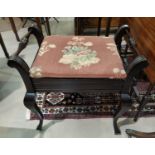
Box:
left=126, top=129, right=155, bottom=138
left=0, top=33, right=9, bottom=58
left=97, top=17, right=102, bottom=36
left=113, top=94, right=131, bottom=134
left=105, top=17, right=112, bottom=36
left=35, top=17, right=43, bottom=34
left=24, top=92, right=44, bottom=130
left=9, top=17, right=20, bottom=41
left=134, top=84, right=153, bottom=122
left=45, top=17, right=51, bottom=35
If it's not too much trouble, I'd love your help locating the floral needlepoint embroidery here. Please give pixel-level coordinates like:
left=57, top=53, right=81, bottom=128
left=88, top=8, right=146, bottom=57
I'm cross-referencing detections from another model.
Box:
left=83, top=42, right=93, bottom=46
left=113, top=68, right=120, bottom=74
left=59, top=37, right=100, bottom=70
left=39, top=41, right=56, bottom=56
left=113, top=68, right=126, bottom=75
left=106, top=43, right=117, bottom=52
left=120, top=69, right=126, bottom=75
left=30, top=67, right=42, bottom=78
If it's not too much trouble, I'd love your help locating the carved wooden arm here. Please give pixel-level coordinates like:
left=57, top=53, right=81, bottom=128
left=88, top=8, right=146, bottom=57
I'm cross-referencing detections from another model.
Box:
left=114, top=24, right=137, bottom=66
left=7, top=26, right=44, bottom=92
left=114, top=24, right=130, bottom=50
left=8, top=55, right=35, bottom=92
left=123, top=55, right=149, bottom=93
left=13, top=26, right=44, bottom=56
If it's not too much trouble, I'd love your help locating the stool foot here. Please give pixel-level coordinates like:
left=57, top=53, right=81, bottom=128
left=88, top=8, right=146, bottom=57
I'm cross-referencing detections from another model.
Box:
left=113, top=94, right=131, bottom=134
left=24, top=92, right=44, bottom=130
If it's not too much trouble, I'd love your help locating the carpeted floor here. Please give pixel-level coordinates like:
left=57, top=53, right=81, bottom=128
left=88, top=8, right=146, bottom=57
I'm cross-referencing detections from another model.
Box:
left=28, top=82, right=155, bottom=120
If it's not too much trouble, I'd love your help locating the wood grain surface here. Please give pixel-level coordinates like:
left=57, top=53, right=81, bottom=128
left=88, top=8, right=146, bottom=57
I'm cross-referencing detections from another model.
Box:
left=121, top=17, right=155, bottom=84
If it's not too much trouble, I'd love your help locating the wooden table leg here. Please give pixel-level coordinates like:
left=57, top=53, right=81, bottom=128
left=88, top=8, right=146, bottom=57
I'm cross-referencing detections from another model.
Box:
left=35, top=17, right=43, bottom=34
left=105, top=17, right=112, bottom=36
left=45, top=17, right=51, bottom=35
left=97, top=17, right=102, bottom=36
left=9, top=17, right=20, bottom=41
left=0, top=33, right=9, bottom=58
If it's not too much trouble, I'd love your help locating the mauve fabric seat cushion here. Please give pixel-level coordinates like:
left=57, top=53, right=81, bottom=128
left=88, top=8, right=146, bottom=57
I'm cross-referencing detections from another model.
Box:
left=30, top=36, right=126, bottom=79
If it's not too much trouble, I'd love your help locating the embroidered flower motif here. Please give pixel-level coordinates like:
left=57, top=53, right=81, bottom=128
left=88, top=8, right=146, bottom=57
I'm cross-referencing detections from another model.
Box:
left=67, top=41, right=77, bottom=46
left=112, top=52, right=119, bottom=56
left=48, top=44, right=56, bottom=48
left=106, top=43, right=117, bottom=52
left=120, top=69, right=126, bottom=75
left=83, top=42, right=93, bottom=46
left=72, top=36, right=85, bottom=41
left=39, top=41, right=56, bottom=56
left=59, top=54, right=76, bottom=64
left=100, top=36, right=108, bottom=38
left=113, top=68, right=120, bottom=74
left=59, top=37, right=100, bottom=70
left=30, top=67, right=42, bottom=78
left=113, top=68, right=126, bottom=75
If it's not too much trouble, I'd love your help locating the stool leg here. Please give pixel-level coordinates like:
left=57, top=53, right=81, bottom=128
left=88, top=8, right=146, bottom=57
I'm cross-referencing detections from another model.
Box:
left=9, top=17, right=20, bottom=41
left=113, top=94, right=131, bottom=134
left=0, top=33, right=9, bottom=58
left=134, top=84, right=153, bottom=122
left=45, top=17, right=51, bottom=35
left=24, top=92, right=44, bottom=130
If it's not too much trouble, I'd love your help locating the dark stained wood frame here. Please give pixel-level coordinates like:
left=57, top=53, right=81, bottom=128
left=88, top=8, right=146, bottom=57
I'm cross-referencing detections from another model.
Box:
left=7, top=25, right=149, bottom=134
left=126, top=129, right=155, bottom=138
left=0, top=33, right=9, bottom=59
left=9, top=17, right=20, bottom=42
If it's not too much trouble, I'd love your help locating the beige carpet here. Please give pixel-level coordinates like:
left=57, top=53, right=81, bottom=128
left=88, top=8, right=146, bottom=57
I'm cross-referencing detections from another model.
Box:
left=0, top=18, right=24, bottom=32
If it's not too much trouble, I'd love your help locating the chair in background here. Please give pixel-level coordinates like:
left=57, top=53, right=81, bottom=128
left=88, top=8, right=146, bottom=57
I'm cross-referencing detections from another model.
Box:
left=97, top=17, right=112, bottom=36
left=22, top=17, right=59, bottom=36
left=8, top=17, right=21, bottom=41
left=0, top=33, right=9, bottom=58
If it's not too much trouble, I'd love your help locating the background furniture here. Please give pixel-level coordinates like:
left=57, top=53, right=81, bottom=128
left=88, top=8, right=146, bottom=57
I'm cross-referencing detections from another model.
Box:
left=120, top=18, right=155, bottom=85
left=22, top=17, right=59, bottom=35
left=7, top=17, right=52, bottom=40
left=0, top=33, right=9, bottom=58
left=35, top=17, right=51, bottom=35
left=120, top=17, right=155, bottom=138
left=75, top=17, right=120, bottom=36
left=9, top=17, right=20, bottom=41
left=97, top=17, right=112, bottom=36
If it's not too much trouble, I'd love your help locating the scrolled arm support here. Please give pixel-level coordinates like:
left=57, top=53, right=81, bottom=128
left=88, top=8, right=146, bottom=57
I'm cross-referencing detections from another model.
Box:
left=126, top=55, right=149, bottom=79
left=14, top=31, right=31, bottom=56
left=13, top=26, right=44, bottom=57
left=7, top=55, right=35, bottom=92
left=7, top=26, right=44, bottom=92
left=114, top=24, right=130, bottom=51
left=124, top=55, right=149, bottom=91
left=28, top=26, right=44, bottom=47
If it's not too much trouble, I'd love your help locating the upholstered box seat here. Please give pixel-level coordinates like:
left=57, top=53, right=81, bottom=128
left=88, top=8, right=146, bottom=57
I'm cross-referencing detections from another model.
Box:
left=30, top=36, right=127, bottom=79
left=8, top=25, right=149, bottom=134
